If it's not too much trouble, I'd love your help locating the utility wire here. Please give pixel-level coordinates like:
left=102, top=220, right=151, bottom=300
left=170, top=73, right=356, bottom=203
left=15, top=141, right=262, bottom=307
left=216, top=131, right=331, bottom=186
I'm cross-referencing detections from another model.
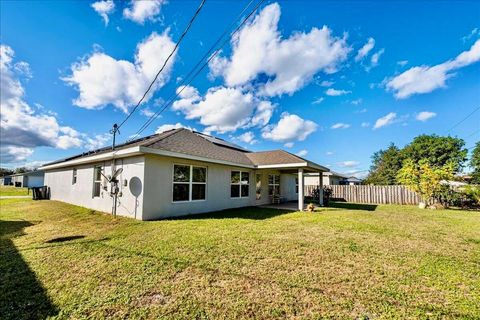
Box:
left=117, top=0, right=206, bottom=130
left=130, top=0, right=266, bottom=139
left=445, top=105, right=480, bottom=135
left=464, top=128, right=480, bottom=139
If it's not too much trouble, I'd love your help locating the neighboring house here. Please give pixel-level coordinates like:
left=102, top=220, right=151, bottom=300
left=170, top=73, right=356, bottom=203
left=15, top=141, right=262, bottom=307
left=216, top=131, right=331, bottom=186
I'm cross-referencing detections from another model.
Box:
left=41, top=129, right=329, bottom=220
left=1, top=176, right=12, bottom=185
left=9, top=171, right=45, bottom=187
left=342, top=176, right=363, bottom=185
left=305, top=171, right=363, bottom=186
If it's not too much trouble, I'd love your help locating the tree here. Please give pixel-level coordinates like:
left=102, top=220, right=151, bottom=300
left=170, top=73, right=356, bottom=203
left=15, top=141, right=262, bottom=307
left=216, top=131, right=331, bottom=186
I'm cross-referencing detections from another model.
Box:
left=14, top=167, right=27, bottom=174
left=401, top=134, right=467, bottom=173
left=364, top=143, right=404, bottom=185
left=397, top=159, right=455, bottom=207
left=0, top=168, right=14, bottom=177
left=470, top=142, right=480, bottom=184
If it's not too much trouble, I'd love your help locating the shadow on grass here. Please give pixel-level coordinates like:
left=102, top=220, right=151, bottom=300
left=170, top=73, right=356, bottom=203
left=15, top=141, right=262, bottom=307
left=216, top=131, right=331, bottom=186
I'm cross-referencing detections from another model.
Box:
left=169, top=206, right=292, bottom=220
left=0, top=220, right=58, bottom=319
left=45, top=235, right=85, bottom=243
left=328, top=202, right=378, bottom=211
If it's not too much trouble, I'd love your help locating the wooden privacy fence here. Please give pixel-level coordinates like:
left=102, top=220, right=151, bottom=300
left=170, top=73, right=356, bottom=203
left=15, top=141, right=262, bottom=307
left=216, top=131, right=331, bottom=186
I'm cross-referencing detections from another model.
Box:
left=305, top=185, right=422, bottom=205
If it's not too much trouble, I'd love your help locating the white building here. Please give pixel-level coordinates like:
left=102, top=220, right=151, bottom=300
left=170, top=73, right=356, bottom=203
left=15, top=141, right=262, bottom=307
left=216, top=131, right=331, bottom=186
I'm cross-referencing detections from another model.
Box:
left=41, top=129, right=329, bottom=220
left=9, top=171, right=45, bottom=188
left=305, top=171, right=362, bottom=186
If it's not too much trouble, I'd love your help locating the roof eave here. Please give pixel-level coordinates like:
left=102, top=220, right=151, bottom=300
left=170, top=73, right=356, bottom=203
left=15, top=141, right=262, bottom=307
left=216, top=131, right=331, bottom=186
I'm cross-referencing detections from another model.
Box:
left=40, top=146, right=143, bottom=170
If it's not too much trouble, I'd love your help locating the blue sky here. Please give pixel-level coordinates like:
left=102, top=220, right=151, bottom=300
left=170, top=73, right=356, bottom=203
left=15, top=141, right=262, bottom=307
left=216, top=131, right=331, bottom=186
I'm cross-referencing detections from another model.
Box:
left=1, top=0, right=479, bottom=176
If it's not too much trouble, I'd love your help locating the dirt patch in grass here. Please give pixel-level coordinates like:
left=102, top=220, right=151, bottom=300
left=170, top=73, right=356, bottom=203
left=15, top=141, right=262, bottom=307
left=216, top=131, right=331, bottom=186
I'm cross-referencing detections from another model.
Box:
left=1, top=199, right=479, bottom=319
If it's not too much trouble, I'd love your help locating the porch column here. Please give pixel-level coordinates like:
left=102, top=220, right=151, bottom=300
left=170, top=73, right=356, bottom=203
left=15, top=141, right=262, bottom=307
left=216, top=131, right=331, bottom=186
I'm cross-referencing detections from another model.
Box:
left=298, top=168, right=304, bottom=211
left=318, top=171, right=324, bottom=206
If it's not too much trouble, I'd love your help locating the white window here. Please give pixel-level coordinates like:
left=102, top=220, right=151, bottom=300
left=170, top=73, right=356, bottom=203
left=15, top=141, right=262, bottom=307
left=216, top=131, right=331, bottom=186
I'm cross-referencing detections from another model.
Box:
left=268, top=174, right=280, bottom=196
left=231, top=171, right=249, bottom=198
left=173, top=164, right=207, bottom=202
left=93, top=166, right=102, bottom=197
left=72, top=168, right=77, bottom=184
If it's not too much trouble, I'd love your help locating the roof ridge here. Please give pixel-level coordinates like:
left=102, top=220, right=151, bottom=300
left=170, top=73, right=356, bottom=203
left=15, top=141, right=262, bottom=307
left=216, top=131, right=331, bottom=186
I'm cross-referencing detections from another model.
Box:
left=142, top=128, right=184, bottom=147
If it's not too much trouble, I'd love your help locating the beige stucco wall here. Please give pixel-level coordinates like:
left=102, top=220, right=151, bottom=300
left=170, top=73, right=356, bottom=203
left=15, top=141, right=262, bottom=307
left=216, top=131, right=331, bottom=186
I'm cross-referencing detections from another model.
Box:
left=44, top=156, right=145, bottom=219
left=143, top=155, right=262, bottom=220
left=44, top=154, right=309, bottom=220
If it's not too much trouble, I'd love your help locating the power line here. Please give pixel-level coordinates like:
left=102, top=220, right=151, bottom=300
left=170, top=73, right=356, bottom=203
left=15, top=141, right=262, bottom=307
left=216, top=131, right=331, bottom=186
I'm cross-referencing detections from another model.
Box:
left=445, top=105, right=480, bottom=135
left=116, top=0, right=207, bottom=131
left=464, top=128, right=480, bottom=139
left=130, top=0, right=266, bottom=139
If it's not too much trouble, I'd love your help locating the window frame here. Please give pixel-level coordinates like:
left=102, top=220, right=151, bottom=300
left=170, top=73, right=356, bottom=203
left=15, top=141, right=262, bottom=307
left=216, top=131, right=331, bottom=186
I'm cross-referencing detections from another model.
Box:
left=268, top=174, right=280, bottom=196
left=172, top=164, right=207, bottom=203
left=231, top=170, right=250, bottom=199
left=92, top=165, right=102, bottom=198
left=72, top=168, right=77, bottom=185
left=255, top=173, right=262, bottom=200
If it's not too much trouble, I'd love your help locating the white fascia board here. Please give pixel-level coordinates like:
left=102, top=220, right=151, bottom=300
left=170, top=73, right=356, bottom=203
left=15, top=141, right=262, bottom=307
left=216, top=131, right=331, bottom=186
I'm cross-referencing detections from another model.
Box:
left=41, top=146, right=142, bottom=170
left=140, top=146, right=256, bottom=169
left=256, top=163, right=308, bottom=169
left=306, top=161, right=330, bottom=172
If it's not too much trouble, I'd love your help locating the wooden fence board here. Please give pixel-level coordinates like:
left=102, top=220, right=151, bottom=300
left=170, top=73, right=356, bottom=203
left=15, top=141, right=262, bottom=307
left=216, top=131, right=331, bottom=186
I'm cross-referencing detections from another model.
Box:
left=304, top=185, right=422, bottom=205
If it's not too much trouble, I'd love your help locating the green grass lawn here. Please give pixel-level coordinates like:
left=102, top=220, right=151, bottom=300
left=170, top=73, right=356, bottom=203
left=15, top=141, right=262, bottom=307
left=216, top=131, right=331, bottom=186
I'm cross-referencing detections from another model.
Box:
left=0, top=186, right=29, bottom=196
left=1, top=199, right=479, bottom=319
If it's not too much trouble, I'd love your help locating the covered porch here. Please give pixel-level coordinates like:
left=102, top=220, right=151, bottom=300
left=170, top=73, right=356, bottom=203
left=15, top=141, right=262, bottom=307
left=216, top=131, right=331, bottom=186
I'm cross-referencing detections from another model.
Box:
left=260, top=201, right=322, bottom=211
left=255, top=162, right=328, bottom=211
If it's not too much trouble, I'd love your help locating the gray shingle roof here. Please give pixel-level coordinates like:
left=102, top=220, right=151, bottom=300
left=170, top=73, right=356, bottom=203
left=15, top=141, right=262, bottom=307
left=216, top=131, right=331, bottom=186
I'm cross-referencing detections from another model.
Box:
left=245, top=150, right=306, bottom=165
left=144, top=129, right=254, bottom=166
left=43, top=128, right=326, bottom=170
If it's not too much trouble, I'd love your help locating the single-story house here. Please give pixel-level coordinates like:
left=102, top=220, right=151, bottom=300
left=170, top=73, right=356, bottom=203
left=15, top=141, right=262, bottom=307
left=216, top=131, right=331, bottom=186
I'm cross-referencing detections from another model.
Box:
left=8, top=171, right=45, bottom=188
left=342, top=176, right=363, bottom=185
left=41, top=128, right=329, bottom=220
left=305, top=171, right=352, bottom=186
left=0, top=176, right=12, bottom=185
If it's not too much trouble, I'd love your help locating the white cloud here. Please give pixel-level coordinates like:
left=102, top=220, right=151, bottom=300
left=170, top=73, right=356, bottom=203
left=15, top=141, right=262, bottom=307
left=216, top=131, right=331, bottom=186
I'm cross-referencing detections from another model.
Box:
left=209, top=3, right=350, bottom=97
left=415, top=111, right=437, bottom=122
left=262, top=112, right=318, bottom=142
left=325, top=88, right=351, bottom=96
left=462, top=28, right=479, bottom=43
left=296, top=149, right=308, bottom=157
left=326, top=151, right=334, bottom=156
left=351, top=98, right=362, bottom=105
left=355, top=37, right=375, bottom=61
left=373, top=112, right=397, bottom=129
left=386, top=39, right=480, bottom=99
left=284, top=142, right=294, bottom=148
left=250, top=101, right=276, bottom=127
left=140, top=107, right=155, bottom=117
left=237, top=131, right=256, bottom=144
left=83, top=133, right=111, bottom=150
left=155, top=123, right=194, bottom=134
left=397, top=60, right=408, bottom=67
left=172, top=86, right=256, bottom=133
left=312, top=97, right=325, bottom=105
left=0, top=45, right=96, bottom=165
left=370, top=48, right=384, bottom=67
left=331, top=123, right=350, bottom=129
left=63, top=31, right=176, bottom=112
left=337, top=160, right=359, bottom=168
left=91, top=0, right=115, bottom=26
left=319, top=80, right=334, bottom=87
left=123, top=0, right=165, bottom=24
left=361, top=122, right=370, bottom=128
